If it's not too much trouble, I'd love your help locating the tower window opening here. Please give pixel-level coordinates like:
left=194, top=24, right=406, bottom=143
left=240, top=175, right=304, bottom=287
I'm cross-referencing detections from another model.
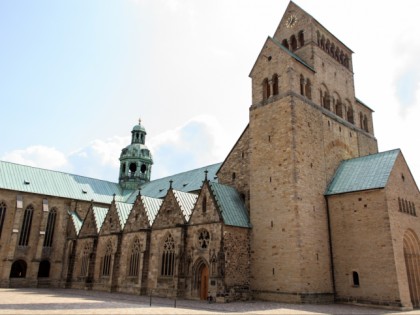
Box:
left=282, top=39, right=289, bottom=50
left=263, top=78, right=270, bottom=100
left=141, top=164, right=147, bottom=174
left=290, top=35, right=297, bottom=51
left=272, top=74, right=279, bottom=96
left=305, top=79, right=312, bottom=100
left=129, top=163, right=137, bottom=174
left=300, top=75, right=305, bottom=96
left=298, top=30, right=304, bottom=47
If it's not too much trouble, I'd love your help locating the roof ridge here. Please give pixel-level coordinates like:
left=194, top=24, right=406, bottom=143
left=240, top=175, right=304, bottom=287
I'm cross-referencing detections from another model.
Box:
left=149, top=162, right=222, bottom=183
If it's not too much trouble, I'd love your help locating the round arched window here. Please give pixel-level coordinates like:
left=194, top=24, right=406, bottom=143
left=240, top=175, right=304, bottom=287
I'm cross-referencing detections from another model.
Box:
left=129, top=163, right=137, bottom=173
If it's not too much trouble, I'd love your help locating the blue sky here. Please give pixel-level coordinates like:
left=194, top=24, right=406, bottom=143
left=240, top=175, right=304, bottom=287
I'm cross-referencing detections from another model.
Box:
left=1, top=0, right=419, bottom=184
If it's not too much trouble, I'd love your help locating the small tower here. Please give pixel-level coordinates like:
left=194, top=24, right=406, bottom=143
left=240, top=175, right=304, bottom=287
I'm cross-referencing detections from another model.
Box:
left=119, top=119, right=153, bottom=190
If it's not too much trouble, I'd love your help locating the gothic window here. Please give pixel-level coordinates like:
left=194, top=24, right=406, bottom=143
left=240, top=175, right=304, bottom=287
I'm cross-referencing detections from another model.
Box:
left=80, top=243, right=90, bottom=277
left=282, top=39, right=289, bottom=50
left=43, top=208, right=57, bottom=247
left=102, top=241, right=112, bottom=277
left=298, top=30, right=304, bottom=47
left=290, top=35, right=297, bottom=51
left=129, top=238, right=141, bottom=277
left=161, top=234, right=175, bottom=277
left=300, top=75, right=305, bottom=96
left=198, top=230, right=210, bottom=249
left=352, top=271, right=360, bottom=287
left=272, top=74, right=279, bottom=96
left=37, top=260, right=50, bottom=278
left=19, top=205, right=34, bottom=246
left=0, top=202, right=6, bottom=238
left=305, top=79, right=312, bottom=100
left=262, top=78, right=270, bottom=100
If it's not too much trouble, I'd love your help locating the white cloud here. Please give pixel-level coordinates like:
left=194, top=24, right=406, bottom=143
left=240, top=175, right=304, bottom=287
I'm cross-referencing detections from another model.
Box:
left=2, top=145, right=69, bottom=171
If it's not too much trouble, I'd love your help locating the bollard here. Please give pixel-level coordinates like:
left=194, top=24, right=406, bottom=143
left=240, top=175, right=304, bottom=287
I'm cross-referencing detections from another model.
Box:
left=149, top=291, right=152, bottom=307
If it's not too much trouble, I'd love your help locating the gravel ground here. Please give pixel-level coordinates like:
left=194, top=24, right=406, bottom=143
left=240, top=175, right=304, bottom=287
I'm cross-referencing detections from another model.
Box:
left=1, top=288, right=420, bottom=315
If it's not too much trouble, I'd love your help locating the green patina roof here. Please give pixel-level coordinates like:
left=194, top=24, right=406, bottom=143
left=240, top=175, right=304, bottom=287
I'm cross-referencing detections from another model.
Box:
left=132, top=163, right=222, bottom=200
left=326, top=149, right=400, bottom=196
left=141, top=195, right=162, bottom=225
left=173, top=190, right=198, bottom=222
left=93, top=206, right=108, bottom=232
left=210, top=182, right=251, bottom=228
left=69, top=210, right=83, bottom=235
left=115, top=202, right=133, bottom=229
left=0, top=161, right=133, bottom=204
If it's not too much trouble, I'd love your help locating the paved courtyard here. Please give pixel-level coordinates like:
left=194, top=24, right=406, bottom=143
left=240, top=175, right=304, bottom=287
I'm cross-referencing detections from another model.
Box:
left=1, top=288, right=420, bottom=314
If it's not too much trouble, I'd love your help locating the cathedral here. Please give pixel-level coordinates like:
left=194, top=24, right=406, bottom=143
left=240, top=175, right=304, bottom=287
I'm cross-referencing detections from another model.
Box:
left=0, top=1, right=419, bottom=310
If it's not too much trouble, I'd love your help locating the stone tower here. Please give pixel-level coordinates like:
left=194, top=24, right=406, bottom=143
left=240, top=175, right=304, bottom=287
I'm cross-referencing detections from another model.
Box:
left=246, top=1, right=378, bottom=303
left=119, top=120, right=153, bottom=190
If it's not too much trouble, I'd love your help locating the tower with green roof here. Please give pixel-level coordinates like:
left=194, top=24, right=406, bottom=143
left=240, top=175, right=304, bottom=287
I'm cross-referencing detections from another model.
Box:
left=118, top=120, right=153, bottom=190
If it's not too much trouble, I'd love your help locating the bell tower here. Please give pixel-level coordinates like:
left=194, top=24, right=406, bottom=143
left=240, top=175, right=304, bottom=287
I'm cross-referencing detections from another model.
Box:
left=119, top=119, right=153, bottom=190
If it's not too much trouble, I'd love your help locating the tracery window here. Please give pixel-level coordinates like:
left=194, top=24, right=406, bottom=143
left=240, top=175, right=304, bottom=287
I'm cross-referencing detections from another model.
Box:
left=198, top=230, right=210, bottom=249
left=0, top=202, right=6, bottom=238
left=129, top=238, right=141, bottom=277
left=102, top=241, right=112, bottom=277
left=161, top=234, right=175, bottom=276
left=19, top=205, right=34, bottom=246
left=43, top=208, right=57, bottom=247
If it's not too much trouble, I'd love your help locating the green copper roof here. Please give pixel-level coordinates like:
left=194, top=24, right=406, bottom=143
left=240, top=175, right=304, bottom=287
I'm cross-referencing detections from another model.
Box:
left=69, top=211, right=83, bottom=235
left=0, top=160, right=133, bottom=204
left=210, top=182, right=251, bottom=228
left=115, top=202, right=133, bottom=229
left=93, top=206, right=108, bottom=232
left=173, top=190, right=198, bottom=222
left=129, top=163, right=222, bottom=200
left=141, top=195, right=162, bottom=225
left=326, top=149, right=400, bottom=196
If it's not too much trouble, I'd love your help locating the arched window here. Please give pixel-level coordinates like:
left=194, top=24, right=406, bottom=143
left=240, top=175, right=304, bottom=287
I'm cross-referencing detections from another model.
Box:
left=129, top=238, right=141, bottom=277
left=262, top=78, right=270, bottom=100
left=37, top=260, right=50, bottom=278
left=19, top=205, right=34, bottom=246
left=347, top=106, right=354, bottom=124
left=305, top=79, right=312, bottom=100
left=335, top=48, right=340, bottom=61
left=316, top=31, right=321, bottom=46
left=300, top=75, right=305, bottom=96
left=290, top=35, right=297, bottom=51
left=326, top=40, right=330, bottom=53
left=272, top=74, right=279, bottom=96
left=298, top=31, right=304, bottom=47
left=335, top=101, right=343, bottom=118
left=43, top=208, right=57, bottom=247
left=403, top=230, right=420, bottom=307
left=320, top=35, right=325, bottom=49
left=323, top=92, right=331, bottom=110
left=10, top=260, right=27, bottom=278
left=0, top=202, right=6, bottom=238
left=359, top=112, right=364, bottom=129
left=102, top=241, right=112, bottom=277
left=352, top=271, right=360, bottom=287
left=282, top=39, right=289, bottom=50
left=331, top=43, right=335, bottom=57
left=363, top=115, right=369, bottom=132
left=161, top=234, right=175, bottom=276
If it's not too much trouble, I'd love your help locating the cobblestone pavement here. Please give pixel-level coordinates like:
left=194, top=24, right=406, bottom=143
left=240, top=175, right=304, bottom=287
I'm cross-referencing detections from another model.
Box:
left=1, top=288, right=420, bottom=315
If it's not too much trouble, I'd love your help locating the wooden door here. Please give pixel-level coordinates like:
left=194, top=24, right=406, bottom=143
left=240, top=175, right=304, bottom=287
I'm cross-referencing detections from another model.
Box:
left=200, top=265, right=209, bottom=300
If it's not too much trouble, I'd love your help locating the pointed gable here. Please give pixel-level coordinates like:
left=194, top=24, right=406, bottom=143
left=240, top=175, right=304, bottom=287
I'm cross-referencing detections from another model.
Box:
left=68, top=210, right=83, bottom=236
left=326, top=149, right=400, bottom=196
left=209, top=182, right=251, bottom=228
left=115, top=201, right=133, bottom=229
left=100, top=202, right=122, bottom=235
left=79, top=205, right=101, bottom=237
left=189, top=181, right=222, bottom=225
left=124, top=194, right=162, bottom=232
left=152, top=189, right=188, bottom=229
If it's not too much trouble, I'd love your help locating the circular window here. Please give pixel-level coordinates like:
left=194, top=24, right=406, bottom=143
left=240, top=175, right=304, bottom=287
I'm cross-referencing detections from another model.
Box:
left=197, top=230, right=210, bottom=249
left=129, top=163, right=137, bottom=173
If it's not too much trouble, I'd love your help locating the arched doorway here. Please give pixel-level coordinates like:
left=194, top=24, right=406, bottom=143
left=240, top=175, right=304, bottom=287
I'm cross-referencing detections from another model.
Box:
left=10, top=260, right=27, bottom=278
left=193, top=259, right=209, bottom=300
left=404, top=229, right=420, bottom=308
left=38, top=260, right=50, bottom=278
